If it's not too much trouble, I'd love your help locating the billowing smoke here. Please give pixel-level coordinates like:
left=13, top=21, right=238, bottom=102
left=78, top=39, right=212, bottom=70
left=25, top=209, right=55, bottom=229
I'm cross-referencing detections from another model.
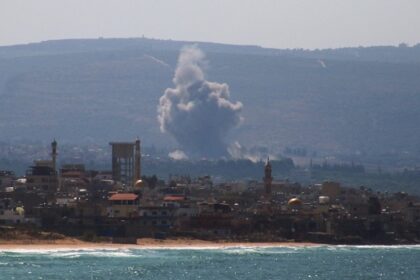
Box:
left=228, top=142, right=276, bottom=163
left=168, top=149, right=188, bottom=160
left=158, top=46, right=243, bottom=158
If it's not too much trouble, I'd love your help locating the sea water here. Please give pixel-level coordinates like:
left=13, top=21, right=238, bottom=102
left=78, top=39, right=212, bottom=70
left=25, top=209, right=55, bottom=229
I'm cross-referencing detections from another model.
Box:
left=0, top=245, right=419, bottom=279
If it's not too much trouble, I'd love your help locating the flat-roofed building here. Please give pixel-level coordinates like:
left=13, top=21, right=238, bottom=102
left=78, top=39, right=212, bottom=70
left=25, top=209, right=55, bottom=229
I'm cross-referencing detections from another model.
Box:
left=107, top=193, right=139, bottom=218
left=26, top=163, right=58, bottom=194
left=0, top=171, right=15, bottom=191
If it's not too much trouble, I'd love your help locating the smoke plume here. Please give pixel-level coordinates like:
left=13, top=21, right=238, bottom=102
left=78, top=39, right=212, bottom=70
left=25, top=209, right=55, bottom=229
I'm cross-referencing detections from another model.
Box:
left=158, top=46, right=243, bottom=158
left=168, top=149, right=188, bottom=160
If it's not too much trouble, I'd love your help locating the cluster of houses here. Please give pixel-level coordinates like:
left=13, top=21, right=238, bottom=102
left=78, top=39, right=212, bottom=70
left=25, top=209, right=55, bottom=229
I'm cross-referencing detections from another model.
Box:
left=0, top=141, right=419, bottom=244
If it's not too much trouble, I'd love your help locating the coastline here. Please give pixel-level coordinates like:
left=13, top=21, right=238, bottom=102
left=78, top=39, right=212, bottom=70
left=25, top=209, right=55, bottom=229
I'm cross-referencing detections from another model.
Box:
left=0, top=238, right=321, bottom=250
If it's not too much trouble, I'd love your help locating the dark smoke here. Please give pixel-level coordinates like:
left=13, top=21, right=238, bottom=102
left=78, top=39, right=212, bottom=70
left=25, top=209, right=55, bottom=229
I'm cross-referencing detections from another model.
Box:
left=158, top=46, right=243, bottom=158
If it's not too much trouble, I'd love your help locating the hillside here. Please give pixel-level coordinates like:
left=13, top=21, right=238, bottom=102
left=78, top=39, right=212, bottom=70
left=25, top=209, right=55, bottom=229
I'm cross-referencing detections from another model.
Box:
left=1, top=38, right=420, bottom=159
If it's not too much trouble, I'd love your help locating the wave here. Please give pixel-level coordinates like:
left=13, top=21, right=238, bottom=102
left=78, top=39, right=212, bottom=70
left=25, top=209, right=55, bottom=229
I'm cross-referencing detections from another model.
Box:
left=334, top=244, right=420, bottom=250
left=0, top=248, right=140, bottom=258
left=222, top=247, right=301, bottom=255
left=0, top=244, right=419, bottom=258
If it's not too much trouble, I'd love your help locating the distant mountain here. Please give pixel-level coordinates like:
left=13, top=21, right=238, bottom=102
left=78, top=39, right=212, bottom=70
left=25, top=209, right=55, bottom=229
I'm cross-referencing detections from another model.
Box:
left=1, top=38, right=420, bottom=158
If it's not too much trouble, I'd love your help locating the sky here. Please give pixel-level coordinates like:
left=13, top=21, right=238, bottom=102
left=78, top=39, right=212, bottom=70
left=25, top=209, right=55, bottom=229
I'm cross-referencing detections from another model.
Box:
left=1, top=0, right=420, bottom=49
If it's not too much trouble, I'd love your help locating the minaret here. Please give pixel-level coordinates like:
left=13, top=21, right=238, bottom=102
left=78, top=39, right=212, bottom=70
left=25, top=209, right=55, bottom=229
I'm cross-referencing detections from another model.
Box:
left=51, top=139, right=58, bottom=173
left=134, top=138, right=141, bottom=184
left=264, top=157, right=273, bottom=196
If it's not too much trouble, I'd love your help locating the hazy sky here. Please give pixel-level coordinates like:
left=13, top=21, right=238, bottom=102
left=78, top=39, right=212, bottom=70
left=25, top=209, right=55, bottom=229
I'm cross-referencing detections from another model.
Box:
left=1, top=0, right=420, bottom=49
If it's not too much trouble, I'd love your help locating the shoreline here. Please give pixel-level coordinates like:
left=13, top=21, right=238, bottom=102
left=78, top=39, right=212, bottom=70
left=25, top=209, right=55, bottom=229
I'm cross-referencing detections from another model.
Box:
left=0, top=238, right=321, bottom=250
left=0, top=238, right=418, bottom=251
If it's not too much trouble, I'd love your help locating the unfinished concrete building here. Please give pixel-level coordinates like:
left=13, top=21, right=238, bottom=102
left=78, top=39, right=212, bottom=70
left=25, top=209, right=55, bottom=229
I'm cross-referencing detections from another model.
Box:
left=109, top=139, right=141, bottom=187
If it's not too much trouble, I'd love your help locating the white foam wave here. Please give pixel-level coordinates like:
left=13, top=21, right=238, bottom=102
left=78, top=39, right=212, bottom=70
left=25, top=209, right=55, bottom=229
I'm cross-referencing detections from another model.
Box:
left=0, top=248, right=139, bottom=258
left=223, top=247, right=300, bottom=255
left=335, top=244, right=420, bottom=250
left=0, top=244, right=419, bottom=257
left=52, top=250, right=136, bottom=258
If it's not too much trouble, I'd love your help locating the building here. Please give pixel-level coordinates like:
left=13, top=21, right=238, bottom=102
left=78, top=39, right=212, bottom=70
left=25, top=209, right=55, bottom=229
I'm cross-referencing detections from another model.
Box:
left=25, top=140, right=59, bottom=196
left=51, top=139, right=58, bottom=173
left=139, top=205, right=175, bottom=229
left=0, top=207, right=26, bottom=225
left=321, top=181, right=341, bottom=201
left=107, top=193, right=139, bottom=218
left=263, top=158, right=273, bottom=196
left=110, top=139, right=141, bottom=187
left=0, top=171, right=15, bottom=191
left=59, top=164, right=88, bottom=194
left=26, top=163, right=58, bottom=193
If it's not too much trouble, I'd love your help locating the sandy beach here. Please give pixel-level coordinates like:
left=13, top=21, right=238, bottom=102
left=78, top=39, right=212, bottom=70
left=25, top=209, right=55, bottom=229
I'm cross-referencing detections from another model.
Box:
left=0, top=238, right=321, bottom=250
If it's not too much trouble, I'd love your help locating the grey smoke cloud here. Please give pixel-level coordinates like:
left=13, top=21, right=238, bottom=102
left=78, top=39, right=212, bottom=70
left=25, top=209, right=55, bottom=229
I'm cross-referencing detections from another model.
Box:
left=158, top=46, right=243, bottom=158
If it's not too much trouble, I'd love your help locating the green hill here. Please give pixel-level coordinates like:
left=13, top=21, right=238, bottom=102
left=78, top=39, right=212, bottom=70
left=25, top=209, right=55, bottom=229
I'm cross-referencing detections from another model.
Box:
left=1, top=38, right=420, bottom=159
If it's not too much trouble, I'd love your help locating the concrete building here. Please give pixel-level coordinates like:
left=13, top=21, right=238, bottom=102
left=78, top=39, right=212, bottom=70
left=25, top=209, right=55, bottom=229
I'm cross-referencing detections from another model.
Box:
left=60, top=164, right=88, bottom=194
left=139, top=206, right=174, bottom=227
left=0, top=208, right=26, bottom=225
left=110, top=139, right=141, bottom=187
left=321, top=181, right=341, bottom=201
left=25, top=140, right=59, bottom=195
left=0, top=171, right=15, bottom=191
left=107, top=193, right=139, bottom=218
left=26, top=163, right=58, bottom=194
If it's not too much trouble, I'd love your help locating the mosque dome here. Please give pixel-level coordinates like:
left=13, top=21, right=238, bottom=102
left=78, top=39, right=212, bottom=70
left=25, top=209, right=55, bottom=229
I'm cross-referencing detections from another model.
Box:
left=134, top=179, right=143, bottom=188
left=288, top=198, right=302, bottom=207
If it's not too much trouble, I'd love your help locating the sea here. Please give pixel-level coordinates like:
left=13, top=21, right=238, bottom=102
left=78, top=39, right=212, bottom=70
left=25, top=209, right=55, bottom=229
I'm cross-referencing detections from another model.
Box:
left=0, top=245, right=419, bottom=279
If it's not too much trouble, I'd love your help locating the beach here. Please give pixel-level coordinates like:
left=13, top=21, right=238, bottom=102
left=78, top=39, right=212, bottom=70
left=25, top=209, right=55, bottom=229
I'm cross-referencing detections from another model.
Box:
left=0, top=237, right=320, bottom=250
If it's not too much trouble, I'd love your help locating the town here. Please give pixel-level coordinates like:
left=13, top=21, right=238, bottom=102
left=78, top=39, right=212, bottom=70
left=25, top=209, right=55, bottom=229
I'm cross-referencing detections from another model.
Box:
left=0, top=139, right=419, bottom=245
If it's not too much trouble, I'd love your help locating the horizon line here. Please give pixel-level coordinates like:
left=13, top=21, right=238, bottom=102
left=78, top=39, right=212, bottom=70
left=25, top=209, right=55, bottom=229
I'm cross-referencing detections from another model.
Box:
left=1, top=36, right=419, bottom=52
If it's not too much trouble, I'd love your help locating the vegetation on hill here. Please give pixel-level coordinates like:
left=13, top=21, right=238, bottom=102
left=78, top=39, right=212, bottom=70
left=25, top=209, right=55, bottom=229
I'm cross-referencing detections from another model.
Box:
left=1, top=38, right=420, bottom=158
